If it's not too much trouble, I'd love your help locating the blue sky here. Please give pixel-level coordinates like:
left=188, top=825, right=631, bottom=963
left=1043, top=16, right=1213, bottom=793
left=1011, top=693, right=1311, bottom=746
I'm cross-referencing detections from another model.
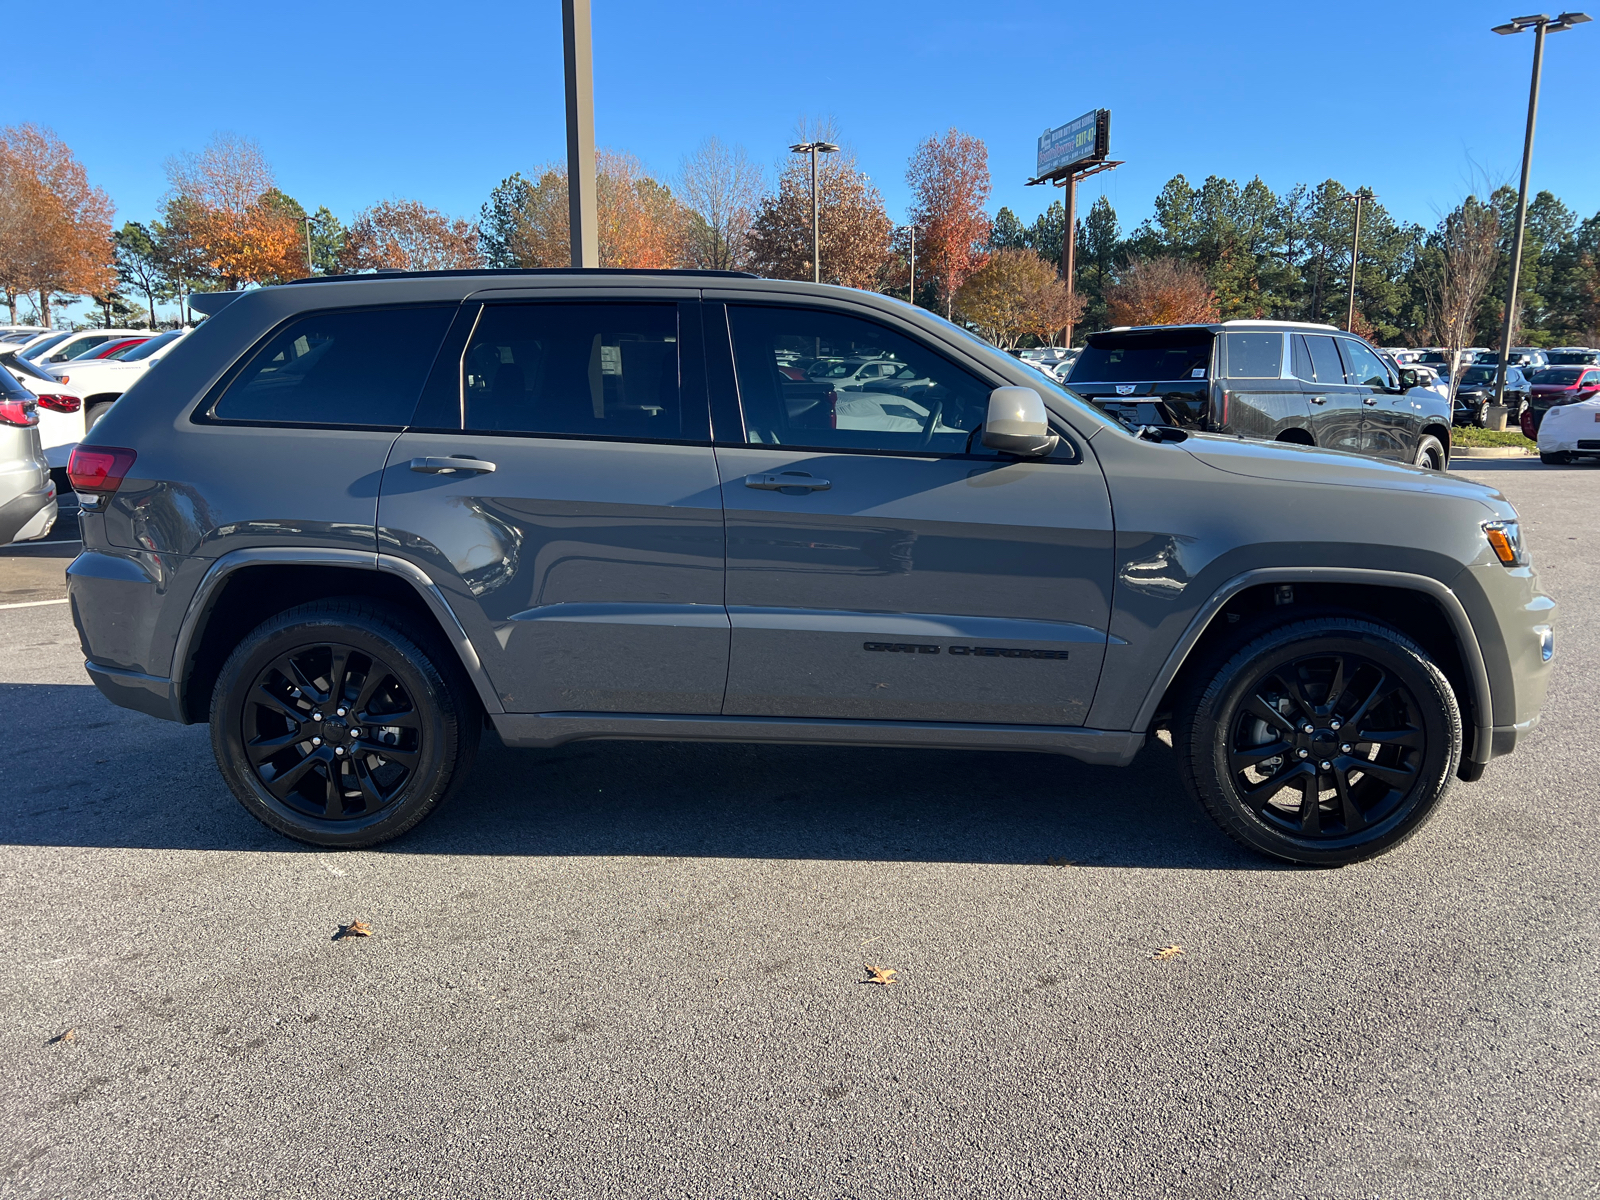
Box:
left=10, top=0, right=1600, bottom=256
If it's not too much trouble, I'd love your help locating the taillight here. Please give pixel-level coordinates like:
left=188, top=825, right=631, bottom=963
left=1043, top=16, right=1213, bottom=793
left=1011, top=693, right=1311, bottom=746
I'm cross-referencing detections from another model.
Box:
left=1520, top=409, right=1535, bottom=438
left=67, top=446, right=137, bottom=494
left=0, top=398, right=38, bottom=427
left=35, top=394, right=81, bottom=414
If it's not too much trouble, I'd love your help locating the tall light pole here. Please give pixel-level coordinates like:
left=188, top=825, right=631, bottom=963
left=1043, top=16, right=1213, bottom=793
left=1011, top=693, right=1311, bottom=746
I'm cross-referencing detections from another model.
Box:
left=1342, top=188, right=1367, bottom=332
left=563, top=0, right=599, bottom=268
left=789, top=141, right=839, bottom=283
left=1489, top=10, right=1590, bottom=408
left=302, top=215, right=316, bottom=275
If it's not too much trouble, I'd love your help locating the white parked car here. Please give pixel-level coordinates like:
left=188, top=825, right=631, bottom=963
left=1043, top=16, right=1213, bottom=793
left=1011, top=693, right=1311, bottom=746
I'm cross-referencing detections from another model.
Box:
left=16, top=328, right=149, bottom=366
left=49, top=329, right=188, bottom=432
left=1536, top=393, right=1600, bottom=464
left=1, top=351, right=85, bottom=468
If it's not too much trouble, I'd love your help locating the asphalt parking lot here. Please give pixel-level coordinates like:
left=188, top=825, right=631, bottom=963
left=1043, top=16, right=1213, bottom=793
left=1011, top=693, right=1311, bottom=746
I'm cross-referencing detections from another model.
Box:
left=1, top=459, right=1595, bottom=1200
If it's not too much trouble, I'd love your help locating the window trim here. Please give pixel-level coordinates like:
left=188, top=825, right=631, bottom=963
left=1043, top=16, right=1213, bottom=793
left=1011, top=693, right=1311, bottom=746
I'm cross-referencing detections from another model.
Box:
left=192, top=302, right=459, bottom=431
left=715, top=299, right=1082, bottom=463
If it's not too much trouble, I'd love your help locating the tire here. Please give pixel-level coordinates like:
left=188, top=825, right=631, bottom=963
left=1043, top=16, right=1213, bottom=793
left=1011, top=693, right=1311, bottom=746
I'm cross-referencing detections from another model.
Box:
left=1474, top=401, right=1489, bottom=428
left=1413, top=434, right=1445, bottom=470
left=85, top=401, right=118, bottom=433
left=209, top=599, right=480, bottom=848
left=1540, top=451, right=1571, bottom=465
left=1174, top=616, right=1461, bottom=866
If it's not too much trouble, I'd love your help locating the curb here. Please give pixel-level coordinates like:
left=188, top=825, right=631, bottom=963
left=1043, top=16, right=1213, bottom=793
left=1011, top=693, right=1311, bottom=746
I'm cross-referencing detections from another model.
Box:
left=1451, top=446, right=1535, bottom=458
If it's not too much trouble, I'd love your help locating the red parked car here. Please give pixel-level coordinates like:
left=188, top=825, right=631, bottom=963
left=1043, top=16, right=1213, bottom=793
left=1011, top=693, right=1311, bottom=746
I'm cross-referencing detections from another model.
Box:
left=1521, top=366, right=1600, bottom=436
left=73, top=336, right=151, bottom=362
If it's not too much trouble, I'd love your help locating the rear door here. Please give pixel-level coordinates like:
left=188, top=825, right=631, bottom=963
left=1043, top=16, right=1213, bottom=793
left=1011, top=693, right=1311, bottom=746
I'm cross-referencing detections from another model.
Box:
left=377, top=294, right=728, bottom=715
left=708, top=299, right=1114, bottom=726
left=1294, top=333, right=1364, bottom=453
left=1219, top=331, right=1309, bottom=439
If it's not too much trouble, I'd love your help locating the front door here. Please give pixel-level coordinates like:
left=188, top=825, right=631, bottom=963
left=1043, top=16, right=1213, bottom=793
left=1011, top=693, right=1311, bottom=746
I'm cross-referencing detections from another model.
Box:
left=1294, top=333, right=1364, bottom=454
left=709, top=300, right=1115, bottom=727
left=377, top=297, right=729, bottom=715
left=1340, top=336, right=1411, bottom=460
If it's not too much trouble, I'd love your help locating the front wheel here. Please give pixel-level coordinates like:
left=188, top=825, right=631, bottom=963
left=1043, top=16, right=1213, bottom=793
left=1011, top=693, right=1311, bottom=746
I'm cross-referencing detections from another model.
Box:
left=1413, top=434, right=1446, bottom=470
left=1175, top=617, right=1461, bottom=865
left=210, top=600, right=480, bottom=847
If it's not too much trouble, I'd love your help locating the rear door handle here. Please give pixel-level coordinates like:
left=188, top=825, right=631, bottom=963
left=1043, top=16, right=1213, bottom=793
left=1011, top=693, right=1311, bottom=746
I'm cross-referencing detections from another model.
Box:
left=744, top=472, right=831, bottom=492
left=1362, top=397, right=1378, bottom=406
left=1308, top=395, right=1327, bottom=405
left=410, top=456, right=497, bottom=474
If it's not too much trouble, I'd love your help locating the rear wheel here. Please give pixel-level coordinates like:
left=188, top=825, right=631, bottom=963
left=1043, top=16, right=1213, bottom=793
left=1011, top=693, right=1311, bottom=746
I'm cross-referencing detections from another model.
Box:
left=85, top=401, right=115, bottom=432
left=1175, top=616, right=1460, bottom=866
left=210, top=600, right=479, bottom=847
left=1413, top=435, right=1445, bottom=470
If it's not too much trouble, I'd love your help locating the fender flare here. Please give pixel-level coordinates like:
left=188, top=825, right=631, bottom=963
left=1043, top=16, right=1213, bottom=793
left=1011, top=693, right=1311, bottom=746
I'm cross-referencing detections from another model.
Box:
left=170, top=547, right=503, bottom=719
left=1132, top=566, right=1493, bottom=765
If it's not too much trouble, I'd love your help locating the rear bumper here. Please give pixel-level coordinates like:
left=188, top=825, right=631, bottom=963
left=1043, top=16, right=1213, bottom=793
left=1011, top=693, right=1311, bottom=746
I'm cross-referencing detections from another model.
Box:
left=0, top=481, right=55, bottom=545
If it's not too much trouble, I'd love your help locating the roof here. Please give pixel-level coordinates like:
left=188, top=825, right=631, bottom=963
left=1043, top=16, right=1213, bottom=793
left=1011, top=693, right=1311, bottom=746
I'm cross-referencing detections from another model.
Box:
left=282, top=267, right=759, bottom=286
left=1100, top=320, right=1341, bottom=334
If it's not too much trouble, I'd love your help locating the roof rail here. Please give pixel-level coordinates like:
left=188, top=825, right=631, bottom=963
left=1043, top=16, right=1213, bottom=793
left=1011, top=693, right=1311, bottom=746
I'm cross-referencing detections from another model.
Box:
left=281, top=267, right=760, bottom=286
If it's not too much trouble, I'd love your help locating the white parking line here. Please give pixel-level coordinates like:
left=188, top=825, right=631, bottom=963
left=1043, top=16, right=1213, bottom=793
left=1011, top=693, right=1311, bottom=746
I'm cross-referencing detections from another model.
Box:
left=0, top=597, right=69, bottom=610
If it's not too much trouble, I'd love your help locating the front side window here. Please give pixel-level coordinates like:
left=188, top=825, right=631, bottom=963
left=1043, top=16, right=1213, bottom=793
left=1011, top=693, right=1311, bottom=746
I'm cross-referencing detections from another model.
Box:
left=461, top=303, right=688, bottom=440
left=1338, top=339, right=1392, bottom=389
left=727, top=305, right=992, bottom=454
left=211, top=306, right=452, bottom=427
left=1294, top=334, right=1346, bottom=384
left=1225, top=332, right=1282, bottom=379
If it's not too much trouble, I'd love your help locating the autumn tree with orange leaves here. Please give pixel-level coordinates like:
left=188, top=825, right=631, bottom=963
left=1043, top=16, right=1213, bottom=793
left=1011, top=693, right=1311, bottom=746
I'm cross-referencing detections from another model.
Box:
left=906, top=129, right=992, bottom=318
left=161, top=135, right=306, bottom=288
left=337, top=200, right=482, bottom=272
left=1105, top=256, right=1220, bottom=326
left=0, top=124, right=115, bottom=327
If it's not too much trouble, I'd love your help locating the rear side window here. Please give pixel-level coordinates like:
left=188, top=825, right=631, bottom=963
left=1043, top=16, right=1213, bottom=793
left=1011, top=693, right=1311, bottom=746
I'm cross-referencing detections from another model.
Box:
left=461, top=303, right=691, bottom=440
left=1294, top=334, right=1346, bottom=385
left=1225, top=332, right=1282, bottom=378
left=211, top=306, right=453, bottom=427
left=1070, top=331, right=1211, bottom=382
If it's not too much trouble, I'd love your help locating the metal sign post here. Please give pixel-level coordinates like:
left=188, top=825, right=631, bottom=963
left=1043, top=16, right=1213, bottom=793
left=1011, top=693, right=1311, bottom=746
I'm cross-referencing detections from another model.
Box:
left=562, top=0, right=599, bottom=269
left=1028, top=109, right=1120, bottom=347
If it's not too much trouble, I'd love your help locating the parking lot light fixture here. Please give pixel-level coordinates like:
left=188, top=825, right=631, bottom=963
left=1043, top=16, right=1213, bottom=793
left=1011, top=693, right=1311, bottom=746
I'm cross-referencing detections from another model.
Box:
left=1489, top=10, right=1589, bottom=410
left=790, top=141, right=840, bottom=284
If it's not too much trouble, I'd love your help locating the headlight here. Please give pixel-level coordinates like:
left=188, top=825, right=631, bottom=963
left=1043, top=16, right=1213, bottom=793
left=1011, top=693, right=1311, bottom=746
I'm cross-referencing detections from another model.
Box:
left=1483, top=520, right=1527, bottom=567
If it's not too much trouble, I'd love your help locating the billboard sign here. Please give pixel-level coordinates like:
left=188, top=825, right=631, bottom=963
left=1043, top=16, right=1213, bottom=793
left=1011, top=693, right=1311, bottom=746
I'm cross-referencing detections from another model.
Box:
left=1036, top=109, right=1110, bottom=180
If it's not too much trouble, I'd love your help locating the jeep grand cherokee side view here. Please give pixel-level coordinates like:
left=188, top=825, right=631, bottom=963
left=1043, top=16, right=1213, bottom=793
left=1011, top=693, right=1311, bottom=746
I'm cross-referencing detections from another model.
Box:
left=66, top=270, right=1554, bottom=865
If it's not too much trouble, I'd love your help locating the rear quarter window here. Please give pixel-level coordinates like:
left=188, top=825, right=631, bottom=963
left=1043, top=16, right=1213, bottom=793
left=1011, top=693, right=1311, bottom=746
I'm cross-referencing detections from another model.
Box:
left=208, top=306, right=454, bottom=427
left=1224, top=332, right=1282, bottom=378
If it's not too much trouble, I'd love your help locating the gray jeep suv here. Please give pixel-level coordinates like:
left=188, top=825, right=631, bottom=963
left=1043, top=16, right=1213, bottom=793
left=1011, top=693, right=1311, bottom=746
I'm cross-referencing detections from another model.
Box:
left=66, top=270, right=1555, bottom=865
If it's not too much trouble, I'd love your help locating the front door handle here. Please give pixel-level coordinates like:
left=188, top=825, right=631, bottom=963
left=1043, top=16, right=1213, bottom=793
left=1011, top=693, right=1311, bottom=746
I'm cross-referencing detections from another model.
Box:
left=744, top=471, right=831, bottom=492
left=410, top=456, right=497, bottom=475
left=1362, top=397, right=1379, bottom=406
left=1308, top=395, right=1327, bottom=405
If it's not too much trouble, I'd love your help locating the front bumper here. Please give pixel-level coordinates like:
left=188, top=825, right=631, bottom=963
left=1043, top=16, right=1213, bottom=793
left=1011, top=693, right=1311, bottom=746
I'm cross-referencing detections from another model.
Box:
left=85, top=661, right=181, bottom=721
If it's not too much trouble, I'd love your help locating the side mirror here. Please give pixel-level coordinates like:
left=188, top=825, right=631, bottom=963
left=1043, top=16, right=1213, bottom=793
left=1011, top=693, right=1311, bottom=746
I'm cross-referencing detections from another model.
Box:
left=1398, top=368, right=1420, bottom=390
left=981, top=387, right=1059, bottom=457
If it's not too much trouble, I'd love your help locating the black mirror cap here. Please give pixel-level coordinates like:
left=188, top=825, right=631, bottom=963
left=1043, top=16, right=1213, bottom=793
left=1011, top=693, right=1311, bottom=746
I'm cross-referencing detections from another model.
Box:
left=1398, top=368, right=1421, bottom=390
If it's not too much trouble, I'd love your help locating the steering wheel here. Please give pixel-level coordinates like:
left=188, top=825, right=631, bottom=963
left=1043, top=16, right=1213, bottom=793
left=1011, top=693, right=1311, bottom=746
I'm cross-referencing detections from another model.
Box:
left=917, top=398, right=945, bottom=448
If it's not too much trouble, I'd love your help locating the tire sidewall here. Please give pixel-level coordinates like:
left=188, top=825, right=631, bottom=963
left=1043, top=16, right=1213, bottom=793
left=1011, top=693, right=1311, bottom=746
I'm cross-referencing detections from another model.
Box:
left=211, top=608, right=460, bottom=848
left=1189, top=621, right=1460, bottom=865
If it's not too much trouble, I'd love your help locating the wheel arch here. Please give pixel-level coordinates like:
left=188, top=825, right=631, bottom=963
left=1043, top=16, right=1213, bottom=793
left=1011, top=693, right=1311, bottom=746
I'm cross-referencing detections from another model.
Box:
left=1275, top=427, right=1316, bottom=446
left=173, top=549, right=501, bottom=724
left=1137, top=568, right=1493, bottom=767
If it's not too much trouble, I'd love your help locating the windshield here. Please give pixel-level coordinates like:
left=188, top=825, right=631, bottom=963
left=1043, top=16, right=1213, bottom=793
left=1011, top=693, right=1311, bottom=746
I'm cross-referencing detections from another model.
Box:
left=1531, top=368, right=1584, bottom=385
left=914, top=306, right=1130, bottom=436
left=18, top=332, right=70, bottom=360
left=0, top=364, right=32, bottom=401
left=1, top=351, right=54, bottom=383
left=120, top=331, right=180, bottom=361
left=1458, top=367, right=1499, bottom=385
left=1069, top=331, right=1212, bottom=382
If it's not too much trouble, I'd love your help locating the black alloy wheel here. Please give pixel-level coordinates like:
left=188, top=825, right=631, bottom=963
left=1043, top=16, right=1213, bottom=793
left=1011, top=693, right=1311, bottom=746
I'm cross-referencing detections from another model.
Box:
left=1177, top=617, right=1460, bottom=865
left=211, top=600, right=479, bottom=847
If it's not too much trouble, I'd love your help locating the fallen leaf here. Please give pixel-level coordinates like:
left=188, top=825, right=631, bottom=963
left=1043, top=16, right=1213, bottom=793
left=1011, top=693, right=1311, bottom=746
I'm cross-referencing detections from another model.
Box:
left=1152, top=944, right=1184, bottom=962
left=48, top=1028, right=75, bottom=1044
left=1046, top=856, right=1075, bottom=868
left=336, top=920, right=374, bottom=940
left=863, top=963, right=899, bottom=986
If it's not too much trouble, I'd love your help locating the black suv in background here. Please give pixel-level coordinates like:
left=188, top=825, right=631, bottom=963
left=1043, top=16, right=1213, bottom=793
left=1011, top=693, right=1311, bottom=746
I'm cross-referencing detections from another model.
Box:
left=1065, top=321, right=1454, bottom=469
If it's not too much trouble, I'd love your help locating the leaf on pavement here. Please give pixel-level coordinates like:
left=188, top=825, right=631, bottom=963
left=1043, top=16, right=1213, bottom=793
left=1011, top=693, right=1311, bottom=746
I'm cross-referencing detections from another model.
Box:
left=1152, top=944, right=1184, bottom=961
left=863, top=963, right=899, bottom=986
left=336, top=920, right=374, bottom=940
left=1046, top=856, right=1074, bottom=868
left=48, top=1028, right=76, bottom=1044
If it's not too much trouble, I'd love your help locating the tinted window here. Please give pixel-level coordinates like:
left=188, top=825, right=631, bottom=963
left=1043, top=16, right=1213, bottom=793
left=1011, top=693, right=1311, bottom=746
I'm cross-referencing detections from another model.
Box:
left=1070, top=331, right=1211, bottom=382
left=1531, top=368, right=1583, bottom=385
left=1337, top=339, right=1390, bottom=389
left=119, top=331, right=181, bottom=361
left=1301, top=335, right=1346, bottom=384
left=461, top=303, right=689, bottom=440
left=1225, top=332, right=1282, bottom=379
left=728, top=305, right=993, bottom=454
left=213, top=306, right=452, bottom=427
left=19, top=332, right=70, bottom=361
left=1459, top=366, right=1498, bottom=386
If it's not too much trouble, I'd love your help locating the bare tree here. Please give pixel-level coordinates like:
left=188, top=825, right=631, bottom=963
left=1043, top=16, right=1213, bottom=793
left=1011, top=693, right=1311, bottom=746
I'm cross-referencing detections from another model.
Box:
left=1106, top=256, right=1219, bottom=326
left=1422, top=196, right=1500, bottom=393
left=678, top=137, right=764, bottom=271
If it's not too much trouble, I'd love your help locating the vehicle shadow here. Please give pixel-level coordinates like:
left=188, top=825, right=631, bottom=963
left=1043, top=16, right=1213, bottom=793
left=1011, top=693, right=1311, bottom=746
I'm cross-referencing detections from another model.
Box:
left=0, top=682, right=1281, bottom=871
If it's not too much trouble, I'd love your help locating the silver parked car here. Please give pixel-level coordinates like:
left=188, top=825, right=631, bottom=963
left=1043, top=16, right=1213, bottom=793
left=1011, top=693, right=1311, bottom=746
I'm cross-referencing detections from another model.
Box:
left=67, top=270, right=1554, bottom=866
left=0, top=367, right=58, bottom=545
